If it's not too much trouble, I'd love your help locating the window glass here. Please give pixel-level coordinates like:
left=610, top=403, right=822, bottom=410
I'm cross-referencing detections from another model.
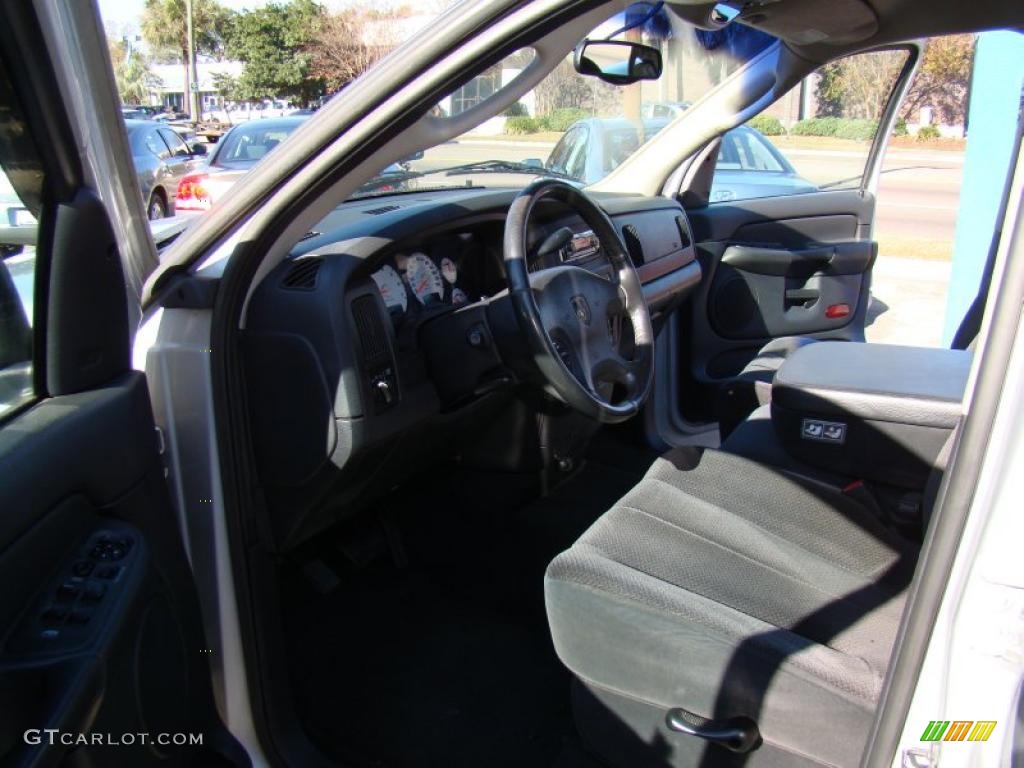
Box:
left=565, top=127, right=589, bottom=180
left=352, top=6, right=779, bottom=198
left=546, top=127, right=581, bottom=175
left=711, top=49, right=910, bottom=203
left=143, top=129, right=169, bottom=159
left=158, top=127, right=190, bottom=157
left=214, top=124, right=299, bottom=166
left=0, top=61, right=43, bottom=417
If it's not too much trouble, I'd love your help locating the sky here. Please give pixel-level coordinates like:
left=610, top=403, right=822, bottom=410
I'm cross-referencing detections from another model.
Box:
left=100, top=0, right=259, bottom=36
left=98, top=0, right=420, bottom=36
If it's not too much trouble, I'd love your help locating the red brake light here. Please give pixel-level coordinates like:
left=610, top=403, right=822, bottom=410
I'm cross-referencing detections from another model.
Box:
left=176, top=173, right=212, bottom=210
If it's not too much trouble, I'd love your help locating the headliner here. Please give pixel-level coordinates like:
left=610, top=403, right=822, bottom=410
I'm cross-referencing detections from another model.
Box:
left=666, top=0, right=1024, bottom=62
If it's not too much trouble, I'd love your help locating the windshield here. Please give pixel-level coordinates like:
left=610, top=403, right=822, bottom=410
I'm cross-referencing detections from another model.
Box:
left=213, top=119, right=308, bottom=169
left=352, top=5, right=776, bottom=199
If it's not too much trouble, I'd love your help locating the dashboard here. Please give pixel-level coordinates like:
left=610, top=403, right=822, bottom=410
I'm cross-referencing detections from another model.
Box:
left=241, top=187, right=701, bottom=551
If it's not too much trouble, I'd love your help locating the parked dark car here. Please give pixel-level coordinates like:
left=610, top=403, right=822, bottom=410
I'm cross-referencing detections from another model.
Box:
left=125, top=119, right=206, bottom=219
left=547, top=118, right=817, bottom=201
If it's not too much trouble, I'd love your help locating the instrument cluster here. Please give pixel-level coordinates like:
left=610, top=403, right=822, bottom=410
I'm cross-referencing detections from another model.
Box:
left=370, top=238, right=474, bottom=321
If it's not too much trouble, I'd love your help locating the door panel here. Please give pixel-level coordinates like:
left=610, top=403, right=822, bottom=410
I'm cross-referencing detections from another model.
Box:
left=0, top=376, right=241, bottom=767
left=685, top=189, right=877, bottom=383
left=0, top=4, right=243, bottom=766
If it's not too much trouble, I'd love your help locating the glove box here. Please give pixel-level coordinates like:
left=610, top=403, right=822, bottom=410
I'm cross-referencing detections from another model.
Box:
left=771, top=342, right=971, bottom=489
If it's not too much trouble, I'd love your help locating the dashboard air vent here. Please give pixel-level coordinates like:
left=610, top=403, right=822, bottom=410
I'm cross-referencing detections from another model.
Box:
left=351, top=295, right=388, bottom=364
left=621, top=224, right=645, bottom=266
left=281, top=257, right=322, bottom=290
left=364, top=204, right=401, bottom=216
left=675, top=215, right=692, bottom=249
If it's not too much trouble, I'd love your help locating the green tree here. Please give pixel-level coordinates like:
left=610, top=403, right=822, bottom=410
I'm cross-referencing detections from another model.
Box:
left=211, top=71, right=240, bottom=101
left=109, top=39, right=162, bottom=105
left=901, top=35, right=976, bottom=126
left=225, top=0, right=325, bottom=105
left=142, top=0, right=231, bottom=113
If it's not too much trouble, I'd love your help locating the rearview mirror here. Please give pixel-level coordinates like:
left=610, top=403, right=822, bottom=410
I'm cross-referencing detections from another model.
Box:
left=573, top=40, right=662, bottom=86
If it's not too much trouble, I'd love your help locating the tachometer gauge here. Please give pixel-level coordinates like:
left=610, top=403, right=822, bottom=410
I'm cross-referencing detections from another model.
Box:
left=403, top=252, right=443, bottom=305
left=440, top=256, right=458, bottom=284
left=370, top=264, right=408, bottom=314
left=451, top=287, right=468, bottom=305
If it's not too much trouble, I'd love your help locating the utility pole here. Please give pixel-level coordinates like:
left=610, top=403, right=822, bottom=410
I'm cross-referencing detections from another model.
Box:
left=186, top=0, right=200, bottom=121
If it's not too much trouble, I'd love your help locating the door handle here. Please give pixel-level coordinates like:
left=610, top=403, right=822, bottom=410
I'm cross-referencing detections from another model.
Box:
left=785, top=287, right=819, bottom=306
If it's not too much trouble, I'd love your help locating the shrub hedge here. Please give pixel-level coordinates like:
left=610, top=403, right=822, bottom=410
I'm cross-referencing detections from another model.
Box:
left=505, top=116, right=540, bottom=134
left=916, top=125, right=941, bottom=141
left=746, top=114, right=785, bottom=136
left=537, top=107, right=591, bottom=132
left=790, top=117, right=879, bottom=141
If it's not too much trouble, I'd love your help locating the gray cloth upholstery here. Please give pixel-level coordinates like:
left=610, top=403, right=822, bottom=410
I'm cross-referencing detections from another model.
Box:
left=545, top=447, right=918, bottom=767
left=718, top=336, right=818, bottom=438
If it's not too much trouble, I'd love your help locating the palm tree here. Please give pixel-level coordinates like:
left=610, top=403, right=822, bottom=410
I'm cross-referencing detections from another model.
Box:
left=141, top=0, right=230, bottom=114
left=109, top=39, right=163, bottom=105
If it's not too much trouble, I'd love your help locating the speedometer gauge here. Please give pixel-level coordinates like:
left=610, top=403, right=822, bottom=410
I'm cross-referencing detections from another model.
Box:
left=370, top=264, right=407, bottom=314
left=403, top=252, right=443, bottom=305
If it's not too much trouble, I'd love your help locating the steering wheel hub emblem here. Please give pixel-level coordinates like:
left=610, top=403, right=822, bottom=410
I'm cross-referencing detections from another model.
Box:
left=570, top=295, right=591, bottom=326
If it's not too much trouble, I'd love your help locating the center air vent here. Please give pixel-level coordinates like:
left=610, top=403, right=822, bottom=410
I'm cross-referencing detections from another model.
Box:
left=364, top=204, right=401, bottom=216
left=281, top=257, right=322, bottom=290
left=621, top=224, right=645, bottom=266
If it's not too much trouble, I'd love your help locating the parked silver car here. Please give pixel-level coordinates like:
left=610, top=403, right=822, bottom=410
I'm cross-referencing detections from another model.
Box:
left=547, top=118, right=817, bottom=202
left=125, top=119, right=206, bottom=219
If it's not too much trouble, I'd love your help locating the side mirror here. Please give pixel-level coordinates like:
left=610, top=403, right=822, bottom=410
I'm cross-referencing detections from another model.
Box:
left=189, top=142, right=208, bottom=157
left=573, top=39, right=662, bottom=86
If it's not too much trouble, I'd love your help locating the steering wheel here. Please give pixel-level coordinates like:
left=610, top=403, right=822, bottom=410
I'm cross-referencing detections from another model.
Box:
left=503, top=179, right=654, bottom=423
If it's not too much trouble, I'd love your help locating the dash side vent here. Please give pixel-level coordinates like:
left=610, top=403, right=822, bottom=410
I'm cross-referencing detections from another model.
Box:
left=675, top=215, right=692, bottom=249
left=281, top=257, right=322, bottom=290
left=351, top=295, right=388, bottom=364
left=364, top=204, right=401, bottom=216
left=622, top=224, right=645, bottom=266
